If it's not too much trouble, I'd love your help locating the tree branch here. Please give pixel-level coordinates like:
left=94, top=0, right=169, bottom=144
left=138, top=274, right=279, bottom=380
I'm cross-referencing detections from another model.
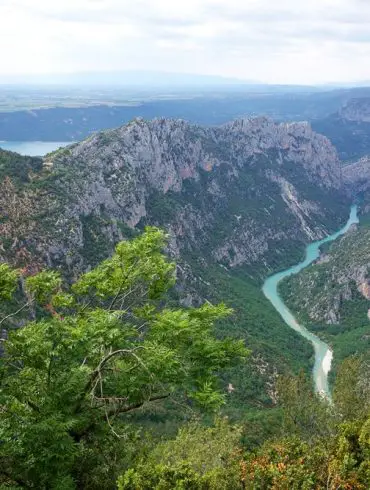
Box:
left=25, top=399, right=40, bottom=413
left=73, top=347, right=145, bottom=414
left=106, top=393, right=170, bottom=417
left=70, top=393, right=170, bottom=442
left=0, top=467, right=29, bottom=488
left=108, top=258, right=142, bottom=310
left=0, top=300, right=32, bottom=326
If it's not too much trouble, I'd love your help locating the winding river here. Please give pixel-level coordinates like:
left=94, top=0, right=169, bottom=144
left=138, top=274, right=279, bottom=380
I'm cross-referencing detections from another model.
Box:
left=262, top=205, right=359, bottom=398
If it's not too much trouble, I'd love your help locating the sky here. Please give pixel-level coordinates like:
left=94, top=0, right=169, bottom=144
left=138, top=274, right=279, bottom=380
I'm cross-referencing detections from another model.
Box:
left=1, top=0, right=370, bottom=85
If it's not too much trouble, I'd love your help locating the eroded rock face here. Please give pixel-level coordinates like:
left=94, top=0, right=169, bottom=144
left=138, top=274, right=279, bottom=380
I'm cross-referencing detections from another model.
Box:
left=340, top=98, right=370, bottom=123
left=312, top=97, right=370, bottom=161
left=0, top=117, right=348, bottom=277
left=343, top=156, right=370, bottom=194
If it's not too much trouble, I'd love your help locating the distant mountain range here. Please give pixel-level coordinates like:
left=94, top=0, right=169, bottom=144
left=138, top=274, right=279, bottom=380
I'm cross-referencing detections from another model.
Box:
left=4, top=87, right=370, bottom=141
left=0, top=70, right=321, bottom=92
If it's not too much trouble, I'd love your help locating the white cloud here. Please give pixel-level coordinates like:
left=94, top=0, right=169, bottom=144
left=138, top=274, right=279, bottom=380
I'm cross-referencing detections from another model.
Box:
left=1, top=0, right=370, bottom=83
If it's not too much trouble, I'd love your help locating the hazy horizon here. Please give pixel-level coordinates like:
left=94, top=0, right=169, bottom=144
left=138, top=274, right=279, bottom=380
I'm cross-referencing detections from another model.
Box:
left=2, top=70, right=370, bottom=89
left=2, top=1, right=370, bottom=85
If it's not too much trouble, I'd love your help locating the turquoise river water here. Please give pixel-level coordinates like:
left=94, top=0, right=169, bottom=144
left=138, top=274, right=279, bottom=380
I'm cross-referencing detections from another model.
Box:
left=262, top=205, right=359, bottom=398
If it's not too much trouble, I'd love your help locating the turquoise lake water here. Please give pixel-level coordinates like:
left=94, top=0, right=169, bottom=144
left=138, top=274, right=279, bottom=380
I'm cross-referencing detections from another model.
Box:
left=262, top=205, right=359, bottom=398
left=0, top=141, right=70, bottom=156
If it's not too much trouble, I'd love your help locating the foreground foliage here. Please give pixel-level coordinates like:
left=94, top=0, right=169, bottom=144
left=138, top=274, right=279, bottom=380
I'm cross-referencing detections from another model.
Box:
left=118, top=419, right=243, bottom=490
left=0, top=228, right=246, bottom=488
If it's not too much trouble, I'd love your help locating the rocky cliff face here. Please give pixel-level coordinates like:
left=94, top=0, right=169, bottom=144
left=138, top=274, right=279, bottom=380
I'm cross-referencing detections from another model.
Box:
left=342, top=158, right=370, bottom=224
left=340, top=98, right=370, bottom=123
left=0, top=117, right=348, bottom=278
left=343, top=156, right=370, bottom=195
left=312, top=98, right=370, bottom=161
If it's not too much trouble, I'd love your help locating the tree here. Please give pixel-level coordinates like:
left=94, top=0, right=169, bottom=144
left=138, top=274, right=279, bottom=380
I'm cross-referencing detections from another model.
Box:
left=244, top=362, right=370, bottom=490
left=0, top=227, right=248, bottom=489
left=118, top=418, right=244, bottom=490
left=333, top=355, right=370, bottom=422
left=277, top=371, right=336, bottom=442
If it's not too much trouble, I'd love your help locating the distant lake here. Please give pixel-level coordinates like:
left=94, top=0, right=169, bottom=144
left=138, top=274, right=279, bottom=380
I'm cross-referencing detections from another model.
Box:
left=0, top=141, right=71, bottom=156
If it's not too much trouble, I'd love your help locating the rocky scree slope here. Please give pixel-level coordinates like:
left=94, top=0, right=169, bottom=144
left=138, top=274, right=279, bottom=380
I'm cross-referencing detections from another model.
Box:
left=0, top=117, right=350, bottom=408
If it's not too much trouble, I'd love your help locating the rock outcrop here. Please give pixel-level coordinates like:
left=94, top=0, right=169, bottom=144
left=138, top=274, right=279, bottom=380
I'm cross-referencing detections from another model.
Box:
left=312, top=97, right=370, bottom=161
left=340, top=98, right=370, bottom=123
left=343, top=156, right=370, bottom=194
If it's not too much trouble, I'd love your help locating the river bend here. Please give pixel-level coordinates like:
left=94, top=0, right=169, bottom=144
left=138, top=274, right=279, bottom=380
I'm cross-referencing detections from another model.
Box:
left=262, top=205, right=359, bottom=397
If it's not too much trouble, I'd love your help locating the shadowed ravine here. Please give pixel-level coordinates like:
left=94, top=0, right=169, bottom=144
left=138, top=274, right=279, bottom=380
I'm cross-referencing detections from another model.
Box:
left=262, top=205, right=359, bottom=398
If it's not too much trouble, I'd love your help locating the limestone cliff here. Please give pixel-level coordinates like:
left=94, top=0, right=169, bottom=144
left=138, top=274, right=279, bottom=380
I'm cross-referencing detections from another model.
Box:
left=0, top=117, right=348, bottom=278
left=340, top=98, right=370, bottom=123
left=313, top=97, right=370, bottom=161
left=343, top=156, right=370, bottom=196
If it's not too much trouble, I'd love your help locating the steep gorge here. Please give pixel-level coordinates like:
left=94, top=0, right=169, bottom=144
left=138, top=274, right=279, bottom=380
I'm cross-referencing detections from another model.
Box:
left=0, top=117, right=351, bottom=408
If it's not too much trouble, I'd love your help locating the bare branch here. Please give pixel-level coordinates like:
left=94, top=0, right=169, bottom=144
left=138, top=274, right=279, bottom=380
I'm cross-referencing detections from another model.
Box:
left=0, top=300, right=32, bottom=326
left=73, top=347, right=145, bottom=414
left=106, top=393, right=170, bottom=417
left=97, top=347, right=145, bottom=373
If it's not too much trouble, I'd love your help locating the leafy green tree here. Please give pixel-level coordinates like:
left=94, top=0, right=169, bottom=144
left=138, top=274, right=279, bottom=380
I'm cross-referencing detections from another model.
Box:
left=0, top=227, right=247, bottom=488
left=326, top=419, right=370, bottom=489
left=0, top=263, right=19, bottom=300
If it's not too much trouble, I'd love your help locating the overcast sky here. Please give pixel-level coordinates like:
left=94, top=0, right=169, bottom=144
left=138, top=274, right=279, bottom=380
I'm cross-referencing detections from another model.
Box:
left=1, top=0, right=370, bottom=84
